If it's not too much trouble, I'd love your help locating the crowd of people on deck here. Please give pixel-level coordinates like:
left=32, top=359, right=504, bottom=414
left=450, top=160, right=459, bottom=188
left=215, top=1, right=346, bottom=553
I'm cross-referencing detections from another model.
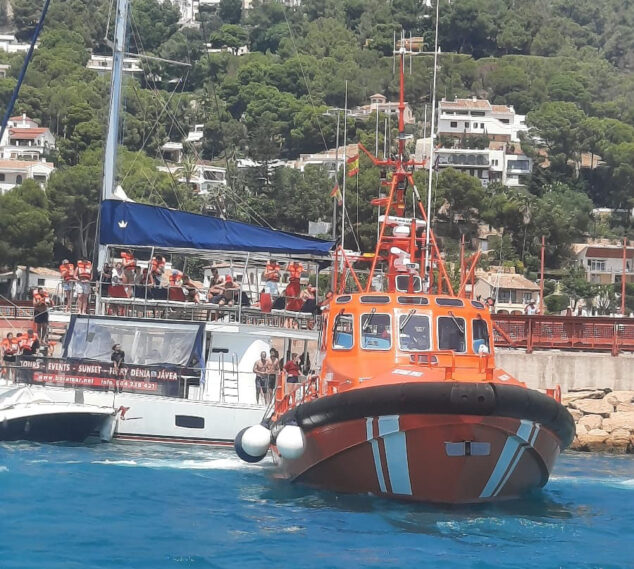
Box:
left=49, top=251, right=334, bottom=326
left=1, top=329, right=47, bottom=380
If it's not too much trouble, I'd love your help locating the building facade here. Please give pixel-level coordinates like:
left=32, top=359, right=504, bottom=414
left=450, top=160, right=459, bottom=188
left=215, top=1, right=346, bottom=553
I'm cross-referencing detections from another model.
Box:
left=473, top=267, right=540, bottom=314
left=574, top=242, right=634, bottom=285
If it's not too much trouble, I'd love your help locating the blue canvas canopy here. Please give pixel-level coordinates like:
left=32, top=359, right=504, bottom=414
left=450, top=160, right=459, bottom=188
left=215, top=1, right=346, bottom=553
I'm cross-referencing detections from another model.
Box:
left=99, top=199, right=333, bottom=260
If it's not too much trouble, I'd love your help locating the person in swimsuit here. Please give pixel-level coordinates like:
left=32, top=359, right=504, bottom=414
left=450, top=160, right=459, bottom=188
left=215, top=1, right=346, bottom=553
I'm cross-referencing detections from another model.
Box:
left=253, top=351, right=271, bottom=405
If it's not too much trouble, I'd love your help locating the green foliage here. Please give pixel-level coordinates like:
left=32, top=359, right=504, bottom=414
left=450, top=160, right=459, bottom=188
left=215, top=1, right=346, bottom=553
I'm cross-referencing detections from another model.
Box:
left=561, top=265, right=596, bottom=309
left=0, top=181, right=53, bottom=268
left=544, top=293, right=570, bottom=314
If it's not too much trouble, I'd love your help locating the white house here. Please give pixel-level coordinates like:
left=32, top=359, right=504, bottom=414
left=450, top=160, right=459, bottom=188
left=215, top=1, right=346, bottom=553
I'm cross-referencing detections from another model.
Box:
left=573, top=242, right=634, bottom=285
left=0, top=34, right=35, bottom=54
left=0, top=114, right=56, bottom=161
left=0, top=266, right=61, bottom=301
left=351, top=93, right=415, bottom=125
left=0, top=159, right=56, bottom=195
left=473, top=267, right=540, bottom=314
left=437, top=97, right=527, bottom=143
left=87, top=54, right=143, bottom=75
left=158, top=160, right=227, bottom=194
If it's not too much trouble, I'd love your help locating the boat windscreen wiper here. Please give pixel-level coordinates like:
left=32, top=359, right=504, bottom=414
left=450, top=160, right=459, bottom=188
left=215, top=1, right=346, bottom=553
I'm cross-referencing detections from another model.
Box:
left=448, top=311, right=465, bottom=336
left=362, top=307, right=376, bottom=332
left=399, top=309, right=417, bottom=332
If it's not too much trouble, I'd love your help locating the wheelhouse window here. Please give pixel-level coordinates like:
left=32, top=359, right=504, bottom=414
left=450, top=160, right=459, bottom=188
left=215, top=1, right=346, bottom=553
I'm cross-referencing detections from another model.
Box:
left=332, top=313, right=354, bottom=350
left=395, top=275, right=422, bottom=292
left=437, top=315, right=466, bottom=353
left=361, top=312, right=392, bottom=350
left=472, top=318, right=490, bottom=353
left=398, top=313, right=431, bottom=351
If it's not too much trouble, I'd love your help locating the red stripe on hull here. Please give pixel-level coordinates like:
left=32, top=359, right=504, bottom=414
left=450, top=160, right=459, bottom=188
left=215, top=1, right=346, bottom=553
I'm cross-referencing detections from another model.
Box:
left=272, top=415, right=561, bottom=504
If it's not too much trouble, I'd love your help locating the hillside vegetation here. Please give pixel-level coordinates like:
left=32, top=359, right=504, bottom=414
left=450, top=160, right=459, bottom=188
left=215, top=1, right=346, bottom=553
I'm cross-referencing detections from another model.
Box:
left=0, top=0, right=632, bottom=280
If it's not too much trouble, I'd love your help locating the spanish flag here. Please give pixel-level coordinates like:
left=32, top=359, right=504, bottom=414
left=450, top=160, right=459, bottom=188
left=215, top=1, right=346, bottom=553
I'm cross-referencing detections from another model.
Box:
left=347, top=154, right=359, bottom=177
left=330, top=182, right=343, bottom=205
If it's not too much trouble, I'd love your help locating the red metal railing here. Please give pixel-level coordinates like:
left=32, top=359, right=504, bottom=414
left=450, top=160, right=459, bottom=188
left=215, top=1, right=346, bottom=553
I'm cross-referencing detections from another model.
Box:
left=492, top=315, right=634, bottom=356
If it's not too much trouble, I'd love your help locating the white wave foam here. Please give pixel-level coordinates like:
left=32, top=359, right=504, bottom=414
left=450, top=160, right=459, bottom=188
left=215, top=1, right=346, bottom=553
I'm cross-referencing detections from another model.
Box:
left=92, top=459, right=138, bottom=466
left=0, top=465, right=8, bottom=472
left=550, top=475, right=634, bottom=490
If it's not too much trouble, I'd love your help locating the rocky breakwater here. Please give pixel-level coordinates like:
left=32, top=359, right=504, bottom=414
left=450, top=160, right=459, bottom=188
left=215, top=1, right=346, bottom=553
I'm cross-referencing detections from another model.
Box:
left=565, top=390, right=634, bottom=453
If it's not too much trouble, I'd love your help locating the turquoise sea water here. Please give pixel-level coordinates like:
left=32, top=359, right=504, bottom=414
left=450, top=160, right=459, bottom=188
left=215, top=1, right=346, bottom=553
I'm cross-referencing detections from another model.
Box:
left=1, top=443, right=632, bottom=569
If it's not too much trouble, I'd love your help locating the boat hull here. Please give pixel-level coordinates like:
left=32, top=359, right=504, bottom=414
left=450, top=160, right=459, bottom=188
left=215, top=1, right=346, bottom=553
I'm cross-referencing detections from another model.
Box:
left=270, top=383, right=574, bottom=503
left=0, top=412, right=109, bottom=443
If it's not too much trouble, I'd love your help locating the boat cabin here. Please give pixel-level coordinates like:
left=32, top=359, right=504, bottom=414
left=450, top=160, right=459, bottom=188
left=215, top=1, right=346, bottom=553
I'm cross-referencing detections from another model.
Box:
left=319, top=292, right=495, bottom=388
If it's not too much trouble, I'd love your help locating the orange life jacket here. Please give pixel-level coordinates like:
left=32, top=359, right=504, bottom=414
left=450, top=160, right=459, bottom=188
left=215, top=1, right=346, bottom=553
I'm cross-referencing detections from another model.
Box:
left=169, top=271, right=182, bottom=285
left=60, top=263, right=75, bottom=281
left=288, top=263, right=303, bottom=280
left=33, top=291, right=49, bottom=306
left=77, top=260, right=92, bottom=281
left=1, top=338, right=16, bottom=355
left=151, top=257, right=165, bottom=275
left=20, top=333, right=38, bottom=350
left=121, top=252, right=136, bottom=269
left=265, top=262, right=280, bottom=281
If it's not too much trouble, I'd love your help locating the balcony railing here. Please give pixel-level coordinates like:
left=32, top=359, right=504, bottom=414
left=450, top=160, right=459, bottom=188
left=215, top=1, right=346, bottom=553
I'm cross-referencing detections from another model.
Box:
left=492, top=314, right=634, bottom=356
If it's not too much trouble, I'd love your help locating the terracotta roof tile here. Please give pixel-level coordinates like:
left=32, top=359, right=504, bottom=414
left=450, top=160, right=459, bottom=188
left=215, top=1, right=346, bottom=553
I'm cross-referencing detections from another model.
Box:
left=440, top=99, right=491, bottom=110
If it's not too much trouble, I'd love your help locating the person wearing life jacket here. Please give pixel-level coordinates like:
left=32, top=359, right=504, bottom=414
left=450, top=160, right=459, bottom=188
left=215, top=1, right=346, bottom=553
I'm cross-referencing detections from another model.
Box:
left=150, top=255, right=166, bottom=286
left=120, top=250, right=136, bottom=284
left=263, top=259, right=281, bottom=296
left=20, top=329, right=39, bottom=356
left=285, top=261, right=304, bottom=312
left=169, top=270, right=183, bottom=287
left=75, top=258, right=93, bottom=315
left=59, top=259, right=76, bottom=312
left=1, top=332, right=17, bottom=381
left=33, top=287, right=51, bottom=340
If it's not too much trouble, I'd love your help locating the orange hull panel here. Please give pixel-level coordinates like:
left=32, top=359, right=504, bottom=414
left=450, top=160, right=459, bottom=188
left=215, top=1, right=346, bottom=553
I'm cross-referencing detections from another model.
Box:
left=272, top=414, right=560, bottom=504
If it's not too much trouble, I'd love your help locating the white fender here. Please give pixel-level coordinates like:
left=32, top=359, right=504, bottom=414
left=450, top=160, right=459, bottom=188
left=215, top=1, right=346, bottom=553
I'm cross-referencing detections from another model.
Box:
left=240, top=424, right=271, bottom=458
left=276, top=425, right=306, bottom=460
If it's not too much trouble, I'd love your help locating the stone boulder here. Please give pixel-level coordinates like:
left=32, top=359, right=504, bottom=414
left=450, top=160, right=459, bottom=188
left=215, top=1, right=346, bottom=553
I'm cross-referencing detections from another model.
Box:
left=562, top=390, right=606, bottom=405
left=577, top=429, right=609, bottom=452
left=570, top=398, right=614, bottom=417
left=602, top=412, right=634, bottom=433
left=577, top=414, right=603, bottom=432
left=568, top=409, right=583, bottom=422
left=605, top=391, right=634, bottom=406
left=605, top=428, right=631, bottom=453
left=616, top=402, right=634, bottom=413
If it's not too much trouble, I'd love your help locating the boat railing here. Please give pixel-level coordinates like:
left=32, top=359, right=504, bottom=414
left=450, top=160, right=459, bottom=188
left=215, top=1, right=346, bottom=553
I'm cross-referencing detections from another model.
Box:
left=273, top=374, right=320, bottom=419
left=408, top=350, right=495, bottom=381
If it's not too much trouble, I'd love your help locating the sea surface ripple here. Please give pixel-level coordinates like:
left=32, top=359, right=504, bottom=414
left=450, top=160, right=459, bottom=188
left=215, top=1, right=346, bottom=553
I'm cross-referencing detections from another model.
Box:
left=1, top=443, right=632, bottom=569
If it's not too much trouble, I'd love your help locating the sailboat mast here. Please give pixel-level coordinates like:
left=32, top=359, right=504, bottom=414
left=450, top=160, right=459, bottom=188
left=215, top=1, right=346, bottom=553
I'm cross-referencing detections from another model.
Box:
left=424, top=0, right=440, bottom=278
left=97, top=0, right=129, bottom=273
left=102, top=0, right=129, bottom=201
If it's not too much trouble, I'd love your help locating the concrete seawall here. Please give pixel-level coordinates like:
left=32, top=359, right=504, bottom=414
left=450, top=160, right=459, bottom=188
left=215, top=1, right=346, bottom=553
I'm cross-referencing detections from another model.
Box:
left=496, top=349, right=634, bottom=392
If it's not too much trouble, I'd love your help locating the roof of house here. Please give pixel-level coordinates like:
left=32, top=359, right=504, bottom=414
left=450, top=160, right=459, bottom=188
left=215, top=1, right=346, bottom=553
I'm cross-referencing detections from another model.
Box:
left=491, top=104, right=513, bottom=113
left=8, top=127, right=49, bottom=139
left=17, top=265, right=61, bottom=278
left=440, top=98, right=491, bottom=110
left=476, top=271, right=540, bottom=291
left=0, top=159, right=55, bottom=170
left=370, top=93, right=386, bottom=100
left=582, top=246, right=634, bottom=260
left=9, top=115, right=33, bottom=122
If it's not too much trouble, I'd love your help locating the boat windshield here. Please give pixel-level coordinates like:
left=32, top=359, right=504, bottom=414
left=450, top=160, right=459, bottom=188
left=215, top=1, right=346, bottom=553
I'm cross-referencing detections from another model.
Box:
left=332, top=313, right=354, bottom=350
left=472, top=317, right=490, bottom=353
left=65, top=317, right=204, bottom=367
left=398, top=314, right=430, bottom=351
left=361, top=313, right=392, bottom=350
left=437, top=315, right=466, bottom=353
